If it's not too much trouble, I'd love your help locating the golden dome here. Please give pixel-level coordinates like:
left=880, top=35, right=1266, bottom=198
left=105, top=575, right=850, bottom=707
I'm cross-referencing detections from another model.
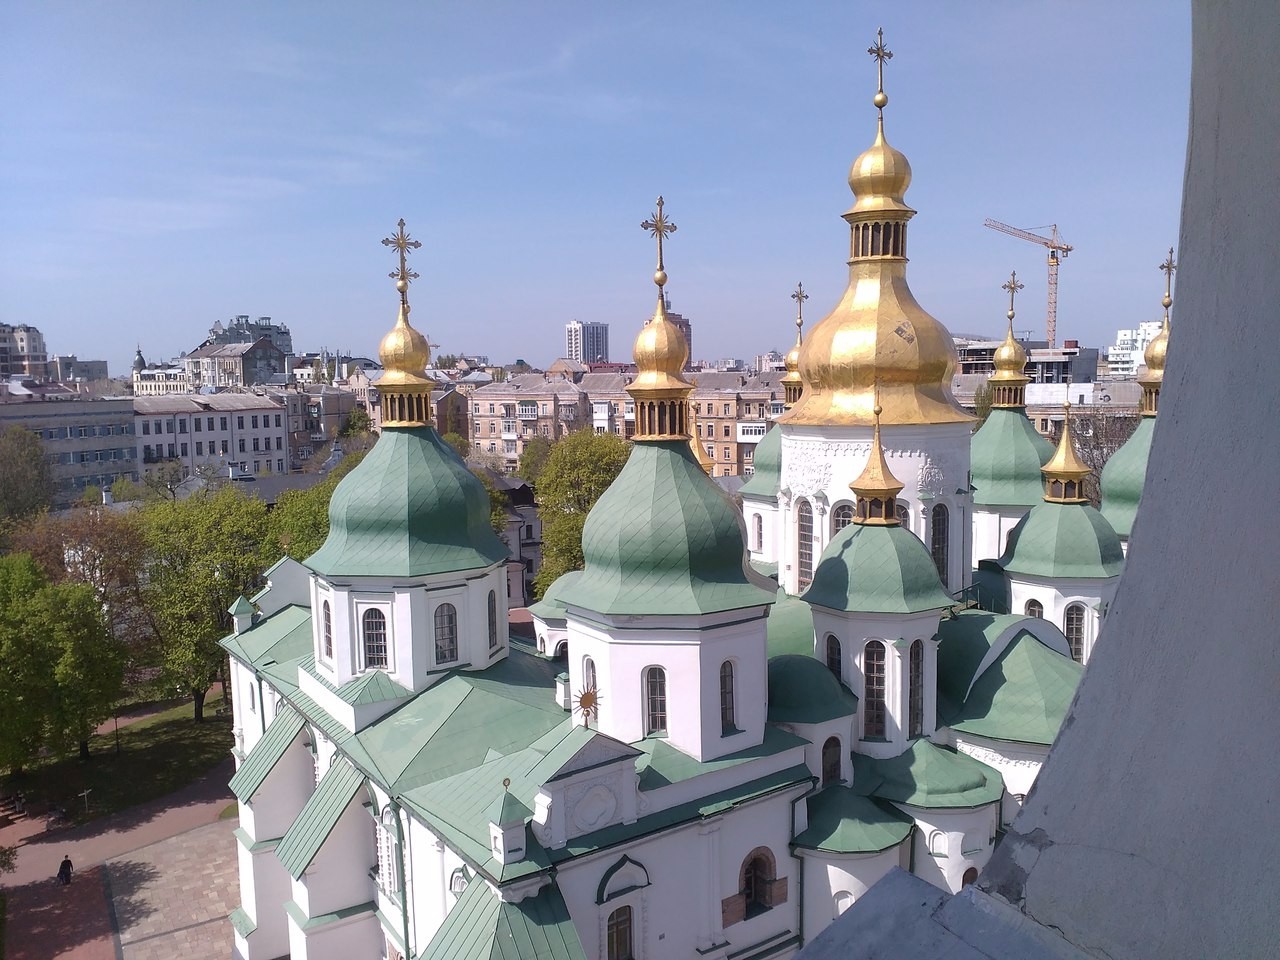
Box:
left=991, top=271, right=1029, bottom=387
left=1042, top=402, right=1090, bottom=503
left=1138, top=248, right=1175, bottom=417
left=378, top=280, right=432, bottom=386
left=848, top=122, right=913, bottom=216
left=1142, top=316, right=1170, bottom=380
left=630, top=295, right=691, bottom=393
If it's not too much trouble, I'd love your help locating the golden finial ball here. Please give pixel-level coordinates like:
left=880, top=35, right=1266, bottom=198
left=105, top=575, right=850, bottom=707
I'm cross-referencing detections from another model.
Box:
left=1162, top=294, right=1172, bottom=308
left=873, top=91, right=888, bottom=109
left=873, top=403, right=883, bottom=418
left=654, top=269, right=668, bottom=287
left=396, top=279, right=408, bottom=294
left=1007, top=309, right=1015, bottom=321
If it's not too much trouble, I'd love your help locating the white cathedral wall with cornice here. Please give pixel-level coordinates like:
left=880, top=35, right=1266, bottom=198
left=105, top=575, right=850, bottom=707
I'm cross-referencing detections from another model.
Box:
left=742, top=496, right=781, bottom=568
left=971, top=505, right=1033, bottom=566
left=1007, top=574, right=1117, bottom=665
left=899, top=801, right=1000, bottom=894
left=949, top=732, right=1049, bottom=826
left=799, top=845, right=909, bottom=934
left=777, top=423, right=972, bottom=596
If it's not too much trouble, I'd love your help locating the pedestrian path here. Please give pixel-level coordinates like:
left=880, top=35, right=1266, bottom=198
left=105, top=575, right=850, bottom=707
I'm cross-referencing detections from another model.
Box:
left=4, top=866, right=117, bottom=960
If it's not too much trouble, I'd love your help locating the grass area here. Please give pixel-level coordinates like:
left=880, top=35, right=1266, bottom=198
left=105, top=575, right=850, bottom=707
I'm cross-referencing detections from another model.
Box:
left=218, top=801, right=239, bottom=821
left=2, top=694, right=232, bottom=824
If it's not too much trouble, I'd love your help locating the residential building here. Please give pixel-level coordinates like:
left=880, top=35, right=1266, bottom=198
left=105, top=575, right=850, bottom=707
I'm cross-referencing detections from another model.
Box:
left=49, top=355, right=109, bottom=382
left=132, top=348, right=194, bottom=395
left=470, top=374, right=587, bottom=471
left=183, top=338, right=287, bottom=390
left=135, top=394, right=290, bottom=479
left=204, top=315, right=294, bottom=356
left=564, top=320, right=609, bottom=363
left=1104, top=320, right=1163, bottom=378
left=0, top=391, right=136, bottom=507
left=0, top=323, right=48, bottom=379
left=691, top=372, right=785, bottom=478
left=954, top=336, right=1099, bottom=384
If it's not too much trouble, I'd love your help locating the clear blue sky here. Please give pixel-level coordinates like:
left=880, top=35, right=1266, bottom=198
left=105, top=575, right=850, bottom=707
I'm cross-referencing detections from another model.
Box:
left=0, top=2, right=1190, bottom=375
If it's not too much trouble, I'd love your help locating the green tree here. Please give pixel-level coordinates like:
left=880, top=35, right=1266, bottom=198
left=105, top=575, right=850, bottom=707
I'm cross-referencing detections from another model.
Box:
left=79, top=485, right=102, bottom=507
left=269, top=449, right=369, bottom=560
left=29, top=582, right=123, bottom=761
left=517, top=435, right=555, bottom=486
left=0, top=425, right=53, bottom=521
left=533, top=431, right=630, bottom=596
left=471, top=468, right=511, bottom=540
left=143, top=461, right=187, bottom=500
left=973, top=382, right=994, bottom=426
left=0, top=554, right=54, bottom=773
left=110, top=475, right=150, bottom=503
left=434, top=353, right=461, bottom=370
left=441, top=432, right=471, bottom=460
left=341, top=406, right=372, bottom=437
left=141, top=486, right=274, bottom=720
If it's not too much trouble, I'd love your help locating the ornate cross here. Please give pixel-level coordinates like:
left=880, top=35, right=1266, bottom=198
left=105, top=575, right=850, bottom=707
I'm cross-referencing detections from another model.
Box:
left=791, top=282, right=809, bottom=323
left=381, top=218, right=423, bottom=287
left=1002, top=270, right=1025, bottom=320
left=868, top=28, right=892, bottom=95
left=1159, top=247, right=1176, bottom=312
left=641, top=196, right=677, bottom=277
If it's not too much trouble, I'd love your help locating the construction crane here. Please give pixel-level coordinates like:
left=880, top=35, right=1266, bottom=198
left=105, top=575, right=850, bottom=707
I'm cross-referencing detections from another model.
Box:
left=983, top=220, right=1073, bottom=347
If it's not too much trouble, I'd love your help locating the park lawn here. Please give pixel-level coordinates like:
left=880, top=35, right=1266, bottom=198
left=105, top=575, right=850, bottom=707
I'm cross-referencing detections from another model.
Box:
left=2, top=694, right=233, bottom=823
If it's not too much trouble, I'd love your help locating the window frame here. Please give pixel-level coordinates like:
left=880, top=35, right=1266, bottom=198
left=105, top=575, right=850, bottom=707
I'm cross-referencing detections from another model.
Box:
left=797, top=500, right=814, bottom=587
left=361, top=608, right=389, bottom=670
left=643, top=666, right=667, bottom=736
left=863, top=641, right=887, bottom=739
left=434, top=602, right=459, bottom=664
left=719, top=661, right=736, bottom=734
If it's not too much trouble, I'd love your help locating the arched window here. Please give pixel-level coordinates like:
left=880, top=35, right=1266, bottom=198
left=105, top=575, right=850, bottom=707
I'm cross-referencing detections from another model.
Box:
left=606, top=905, right=633, bottom=960
left=825, top=635, right=841, bottom=677
left=895, top=501, right=911, bottom=528
left=962, top=867, right=979, bottom=887
left=487, top=590, right=498, bottom=649
left=362, top=609, right=388, bottom=669
left=644, top=667, right=667, bottom=736
left=740, top=847, right=778, bottom=916
left=753, top=513, right=763, bottom=551
left=863, top=641, right=886, bottom=738
left=719, top=661, right=736, bottom=733
left=797, top=501, right=814, bottom=586
left=375, top=806, right=401, bottom=896
left=1064, top=603, right=1086, bottom=663
left=832, top=503, right=854, bottom=533
left=909, top=639, right=925, bottom=738
left=322, top=601, right=332, bottom=659
left=930, top=503, right=950, bottom=582
left=583, top=656, right=597, bottom=692
left=1025, top=598, right=1044, bottom=618
left=434, top=603, right=458, bottom=663
left=822, top=736, right=841, bottom=786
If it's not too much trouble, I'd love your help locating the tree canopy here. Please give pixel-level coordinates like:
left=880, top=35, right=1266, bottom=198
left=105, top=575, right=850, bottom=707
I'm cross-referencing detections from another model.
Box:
left=533, top=430, right=630, bottom=596
left=973, top=382, right=994, bottom=426
left=517, top=435, right=555, bottom=486
left=0, top=425, right=53, bottom=521
left=270, top=448, right=368, bottom=561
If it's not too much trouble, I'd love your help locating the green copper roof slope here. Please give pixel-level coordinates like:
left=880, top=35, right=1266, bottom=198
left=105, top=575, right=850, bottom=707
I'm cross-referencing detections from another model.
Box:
left=220, top=604, right=313, bottom=671
left=420, top=877, right=588, bottom=960
left=803, top=523, right=953, bottom=614
left=558, top=441, right=774, bottom=616
left=527, top=570, right=582, bottom=624
left=229, top=705, right=305, bottom=801
left=999, top=502, right=1124, bottom=580
left=740, top=424, right=782, bottom=501
left=1100, top=416, right=1155, bottom=538
left=306, top=425, right=507, bottom=578
left=277, top=760, right=365, bottom=878
left=768, top=655, right=858, bottom=724
left=852, top=739, right=1003, bottom=809
left=935, top=612, right=1029, bottom=715
left=794, top=788, right=914, bottom=854
left=766, top=589, right=814, bottom=657
left=970, top=408, right=1055, bottom=507
left=946, top=630, right=1083, bottom=746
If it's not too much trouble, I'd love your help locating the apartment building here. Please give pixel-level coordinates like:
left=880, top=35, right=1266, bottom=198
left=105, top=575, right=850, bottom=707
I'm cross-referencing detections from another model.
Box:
left=564, top=320, right=610, bottom=363
left=469, top=374, right=587, bottom=471
left=690, top=371, right=785, bottom=478
left=135, top=394, right=290, bottom=479
left=49, top=356, right=109, bottom=382
left=183, top=337, right=287, bottom=390
left=0, top=324, right=48, bottom=379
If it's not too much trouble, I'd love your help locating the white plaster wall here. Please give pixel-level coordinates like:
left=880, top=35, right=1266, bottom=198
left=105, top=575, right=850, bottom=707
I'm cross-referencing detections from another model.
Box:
left=295, top=793, right=377, bottom=918
left=230, top=660, right=266, bottom=756
left=743, top=498, right=780, bottom=568
left=243, top=736, right=315, bottom=841
left=777, top=423, right=972, bottom=595
left=255, top=557, right=311, bottom=617
left=950, top=734, right=1048, bottom=827
left=800, top=845, right=908, bottom=934
left=904, top=803, right=999, bottom=893
left=238, top=840, right=292, bottom=960
left=971, top=506, right=1032, bottom=566
left=286, top=911, right=380, bottom=960
left=1007, top=575, right=1117, bottom=665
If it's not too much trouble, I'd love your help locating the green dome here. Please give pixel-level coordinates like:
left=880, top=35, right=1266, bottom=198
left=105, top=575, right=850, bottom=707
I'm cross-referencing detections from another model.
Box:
left=852, top=739, right=1004, bottom=809
left=306, top=426, right=508, bottom=578
left=768, top=654, right=858, bottom=724
left=766, top=588, right=816, bottom=657
left=1100, top=417, right=1154, bottom=538
left=739, top=424, right=782, bottom=501
left=803, top=523, right=953, bottom=614
left=970, top=408, right=1054, bottom=507
left=999, top=502, right=1124, bottom=580
left=557, top=441, right=774, bottom=616
left=527, top=570, right=583, bottom=624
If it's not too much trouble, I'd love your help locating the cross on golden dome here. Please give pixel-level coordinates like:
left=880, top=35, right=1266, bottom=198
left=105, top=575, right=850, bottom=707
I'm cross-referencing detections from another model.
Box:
left=1002, top=270, right=1025, bottom=321
left=868, top=27, right=892, bottom=113
left=1159, top=247, right=1176, bottom=313
left=791, top=282, right=809, bottom=324
left=381, top=219, right=422, bottom=304
left=641, top=196, right=677, bottom=288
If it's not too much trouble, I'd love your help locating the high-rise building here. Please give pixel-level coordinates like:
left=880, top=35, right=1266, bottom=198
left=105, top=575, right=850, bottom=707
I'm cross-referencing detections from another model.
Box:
left=0, top=323, right=48, bottom=379
left=564, top=319, right=609, bottom=363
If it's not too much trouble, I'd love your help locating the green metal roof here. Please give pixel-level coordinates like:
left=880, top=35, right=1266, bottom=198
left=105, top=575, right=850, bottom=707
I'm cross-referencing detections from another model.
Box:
left=558, top=441, right=775, bottom=616
left=526, top=570, right=582, bottom=623
left=999, top=502, right=1125, bottom=580
left=971, top=562, right=1011, bottom=614
left=229, top=705, right=305, bottom=802
left=767, top=655, right=858, bottom=724
left=803, top=524, right=953, bottom=614
left=765, top=588, right=815, bottom=658
left=634, top=725, right=809, bottom=791
left=794, top=787, right=914, bottom=854
left=935, top=612, right=1028, bottom=715
left=221, top=604, right=313, bottom=670
left=305, top=425, right=508, bottom=579
left=419, top=877, right=587, bottom=960
left=946, top=630, right=1082, bottom=746
left=969, top=408, right=1055, bottom=507
left=750, top=559, right=779, bottom=579
left=852, top=739, right=1003, bottom=809
left=277, top=760, right=366, bottom=878
left=489, top=791, right=533, bottom=826
left=300, top=656, right=414, bottom=706
left=228, top=595, right=255, bottom=616
left=739, top=424, right=782, bottom=501
left=1100, top=416, right=1154, bottom=538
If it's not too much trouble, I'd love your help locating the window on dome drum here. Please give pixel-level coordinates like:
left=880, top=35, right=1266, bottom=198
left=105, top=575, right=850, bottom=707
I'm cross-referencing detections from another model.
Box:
left=1025, top=599, right=1044, bottom=618
left=1064, top=604, right=1086, bottom=663
left=822, top=736, right=841, bottom=786
left=752, top=514, right=763, bottom=551
left=832, top=503, right=854, bottom=533
left=362, top=609, right=388, bottom=669
left=487, top=591, right=498, bottom=649
left=930, top=503, right=949, bottom=582
left=644, top=667, right=667, bottom=736
left=896, top=501, right=911, bottom=528
left=797, top=501, right=814, bottom=586
left=435, top=603, right=458, bottom=663
left=720, top=661, right=736, bottom=733
left=909, top=639, right=925, bottom=738
left=322, top=601, right=332, bottom=660
left=826, top=635, right=841, bottom=678
left=607, top=905, right=634, bottom=960
left=863, top=641, right=886, bottom=738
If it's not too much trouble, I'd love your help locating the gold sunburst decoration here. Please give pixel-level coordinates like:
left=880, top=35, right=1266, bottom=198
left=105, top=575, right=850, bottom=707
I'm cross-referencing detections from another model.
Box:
left=574, top=685, right=601, bottom=726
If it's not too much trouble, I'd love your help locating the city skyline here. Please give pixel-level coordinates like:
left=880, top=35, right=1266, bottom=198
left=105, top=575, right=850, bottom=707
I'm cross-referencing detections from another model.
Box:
left=1, top=3, right=1189, bottom=375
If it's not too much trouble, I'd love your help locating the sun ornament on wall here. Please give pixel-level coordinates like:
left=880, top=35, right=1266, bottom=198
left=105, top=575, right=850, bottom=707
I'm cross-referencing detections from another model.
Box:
left=574, top=685, right=600, bottom=727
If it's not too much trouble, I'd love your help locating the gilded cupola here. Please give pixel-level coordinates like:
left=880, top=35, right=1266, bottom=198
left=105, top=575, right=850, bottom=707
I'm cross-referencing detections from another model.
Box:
left=1139, top=248, right=1175, bottom=417
left=377, top=219, right=434, bottom=428
left=849, top=398, right=904, bottom=525
left=990, top=272, right=1031, bottom=408
left=1042, top=403, right=1091, bottom=504
left=782, top=29, right=971, bottom=428
left=781, top=283, right=807, bottom=408
left=627, top=197, right=695, bottom=440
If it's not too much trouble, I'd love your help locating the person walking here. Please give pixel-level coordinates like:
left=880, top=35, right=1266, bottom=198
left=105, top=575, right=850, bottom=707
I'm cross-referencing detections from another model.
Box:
left=56, top=855, right=72, bottom=886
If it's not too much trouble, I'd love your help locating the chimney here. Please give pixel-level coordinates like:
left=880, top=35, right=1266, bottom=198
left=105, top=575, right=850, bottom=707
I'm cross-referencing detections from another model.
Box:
left=102, top=488, right=113, bottom=505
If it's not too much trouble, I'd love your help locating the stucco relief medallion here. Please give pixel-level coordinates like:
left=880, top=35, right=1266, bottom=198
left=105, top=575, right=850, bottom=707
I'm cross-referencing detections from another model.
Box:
left=786, top=447, right=832, bottom=497
left=955, top=741, right=1041, bottom=771
left=572, top=784, right=618, bottom=832
left=918, top=458, right=946, bottom=500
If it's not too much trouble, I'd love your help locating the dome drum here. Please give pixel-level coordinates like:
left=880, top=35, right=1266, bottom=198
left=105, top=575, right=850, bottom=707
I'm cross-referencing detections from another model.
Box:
left=630, top=395, right=690, bottom=441
left=380, top=387, right=433, bottom=429
left=848, top=219, right=909, bottom=261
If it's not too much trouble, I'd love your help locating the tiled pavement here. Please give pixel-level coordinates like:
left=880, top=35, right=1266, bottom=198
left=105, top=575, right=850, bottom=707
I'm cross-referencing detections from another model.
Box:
left=4, top=866, right=117, bottom=960
left=107, top=820, right=239, bottom=960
